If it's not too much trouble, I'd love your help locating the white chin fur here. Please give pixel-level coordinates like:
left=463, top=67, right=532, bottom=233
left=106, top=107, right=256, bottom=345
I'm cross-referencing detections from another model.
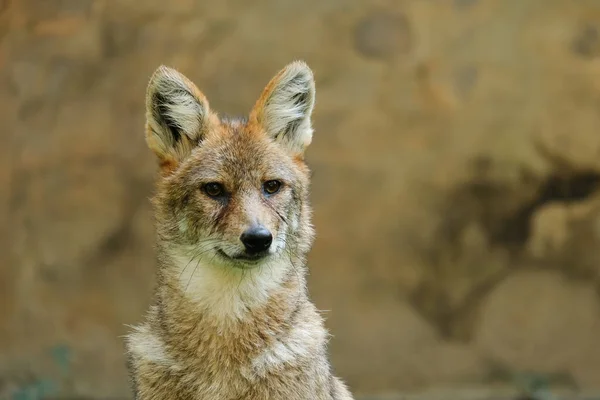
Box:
left=169, top=246, right=290, bottom=321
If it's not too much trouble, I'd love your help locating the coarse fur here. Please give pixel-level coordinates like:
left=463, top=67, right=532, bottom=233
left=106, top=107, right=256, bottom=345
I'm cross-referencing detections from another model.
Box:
left=125, top=61, right=354, bottom=400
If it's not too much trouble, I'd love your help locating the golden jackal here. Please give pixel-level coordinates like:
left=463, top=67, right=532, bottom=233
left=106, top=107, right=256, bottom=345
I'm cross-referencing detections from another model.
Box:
left=125, top=61, right=353, bottom=399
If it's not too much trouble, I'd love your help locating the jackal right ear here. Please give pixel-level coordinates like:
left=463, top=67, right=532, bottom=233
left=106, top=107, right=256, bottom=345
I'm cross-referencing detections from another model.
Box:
left=250, top=61, right=316, bottom=156
left=145, top=66, right=209, bottom=171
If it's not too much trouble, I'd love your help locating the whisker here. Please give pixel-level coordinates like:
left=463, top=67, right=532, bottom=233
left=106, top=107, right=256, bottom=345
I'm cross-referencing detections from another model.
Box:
left=185, top=256, right=203, bottom=293
left=261, top=199, right=290, bottom=225
left=237, top=268, right=247, bottom=291
left=287, top=253, right=303, bottom=283
left=182, top=241, right=224, bottom=294
left=178, top=242, right=217, bottom=280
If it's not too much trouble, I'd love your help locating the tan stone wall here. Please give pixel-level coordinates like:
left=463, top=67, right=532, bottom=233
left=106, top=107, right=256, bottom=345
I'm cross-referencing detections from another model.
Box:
left=3, top=0, right=600, bottom=398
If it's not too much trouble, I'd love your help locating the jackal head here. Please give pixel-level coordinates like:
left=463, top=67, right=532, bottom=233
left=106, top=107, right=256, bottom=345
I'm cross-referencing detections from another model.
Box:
left=145, top=62, right=316, bottom=271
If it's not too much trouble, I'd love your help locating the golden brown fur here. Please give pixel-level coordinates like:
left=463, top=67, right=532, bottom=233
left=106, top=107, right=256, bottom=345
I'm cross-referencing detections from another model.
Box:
left=125, top=61, right=353, bottom=399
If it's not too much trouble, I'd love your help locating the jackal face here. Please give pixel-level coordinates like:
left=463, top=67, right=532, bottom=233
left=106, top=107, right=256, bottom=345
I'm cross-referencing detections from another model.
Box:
left=145, top=62, right=316, bottom=270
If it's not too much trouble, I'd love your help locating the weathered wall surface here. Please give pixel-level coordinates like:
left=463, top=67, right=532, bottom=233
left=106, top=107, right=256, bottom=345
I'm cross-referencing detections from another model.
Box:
left=3, top=0, right=600, bottom=398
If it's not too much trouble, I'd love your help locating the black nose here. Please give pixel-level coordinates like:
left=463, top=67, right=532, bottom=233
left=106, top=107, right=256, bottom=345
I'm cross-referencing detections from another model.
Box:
left=240, top=225, right=273, bottom=254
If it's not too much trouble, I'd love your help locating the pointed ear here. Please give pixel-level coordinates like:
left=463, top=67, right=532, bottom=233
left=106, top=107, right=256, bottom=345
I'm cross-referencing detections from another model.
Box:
left=250, top=61, right=316, bottom=155
left=145, top=66, right=209, bottom=170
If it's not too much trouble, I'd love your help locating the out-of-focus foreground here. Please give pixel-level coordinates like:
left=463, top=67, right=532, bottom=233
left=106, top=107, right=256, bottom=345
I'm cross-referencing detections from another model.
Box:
left=2, top=0, right=600, bottom=398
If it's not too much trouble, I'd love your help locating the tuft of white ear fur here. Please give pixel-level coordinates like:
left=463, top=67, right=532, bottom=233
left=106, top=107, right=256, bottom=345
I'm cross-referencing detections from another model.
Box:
left=145, top=66, right=209, bottom=163
left=251, top=61, right=316, bottom=155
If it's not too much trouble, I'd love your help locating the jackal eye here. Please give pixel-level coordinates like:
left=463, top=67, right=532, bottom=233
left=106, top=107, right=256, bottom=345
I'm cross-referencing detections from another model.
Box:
left=203, top=182, right=225, bottom=198
left=263, top=180, right=282, bottom=195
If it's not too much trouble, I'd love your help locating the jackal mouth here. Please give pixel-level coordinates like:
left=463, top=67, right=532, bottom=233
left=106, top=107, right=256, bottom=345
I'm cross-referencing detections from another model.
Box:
left=217, top=249, right=268, bottom=264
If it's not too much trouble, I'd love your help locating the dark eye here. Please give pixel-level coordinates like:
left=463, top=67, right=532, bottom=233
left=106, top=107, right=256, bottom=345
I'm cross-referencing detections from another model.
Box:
left=263, top=180, right=282, bottom=195
left=204, top=182, right=225, bottom=198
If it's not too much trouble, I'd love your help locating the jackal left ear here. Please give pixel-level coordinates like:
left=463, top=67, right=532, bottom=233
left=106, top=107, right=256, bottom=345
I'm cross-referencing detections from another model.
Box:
left=250, top=61, right=316, bottom=155
left=145, top=66, right=209, bottom=170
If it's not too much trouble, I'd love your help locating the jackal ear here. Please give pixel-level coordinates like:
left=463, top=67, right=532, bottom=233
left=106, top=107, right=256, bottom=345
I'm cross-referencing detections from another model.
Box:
left=250, top=61, right=316, bottom=155
left=145, top=66, right=209, bottom=169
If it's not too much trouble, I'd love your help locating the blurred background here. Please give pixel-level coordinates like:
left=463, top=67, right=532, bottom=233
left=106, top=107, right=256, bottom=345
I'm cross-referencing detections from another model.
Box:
left=3, top=0, right=600, bottom=399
